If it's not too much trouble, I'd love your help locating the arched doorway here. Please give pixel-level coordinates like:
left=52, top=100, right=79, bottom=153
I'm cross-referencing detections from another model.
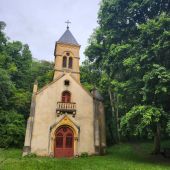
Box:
left=54, top=126, right=74, bottom=158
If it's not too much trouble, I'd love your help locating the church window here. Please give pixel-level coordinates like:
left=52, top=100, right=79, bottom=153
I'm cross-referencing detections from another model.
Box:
left=68, top=57, right=73, bottom=69
left=66, top=52, right=70, bottom=56
left=62, top=91, right=71, bottom=103
left=64, top=80, right=70, bottom=86
left=62, top=56, right=67, bottom=68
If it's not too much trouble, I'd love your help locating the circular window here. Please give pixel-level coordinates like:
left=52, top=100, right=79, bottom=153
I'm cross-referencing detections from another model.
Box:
left=66, top=52, right=70, bottom=56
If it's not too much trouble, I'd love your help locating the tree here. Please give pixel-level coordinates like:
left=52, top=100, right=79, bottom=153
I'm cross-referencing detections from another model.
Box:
left=0, top=68, right=15, bottom=110
left=120, top=105, right=166, bottom=154
left=30, top=59, right=54, bottom=88
left=0, top=110, right=25, bottom=148
left=85, top=0, right=170, bottom=148
left=0, top=21, right=54, bottom=148
left=80, top=59, right=101, bottom=91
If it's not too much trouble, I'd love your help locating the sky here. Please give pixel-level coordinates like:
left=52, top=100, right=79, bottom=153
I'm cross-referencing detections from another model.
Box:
left=0, top=0, right=100, bottom=63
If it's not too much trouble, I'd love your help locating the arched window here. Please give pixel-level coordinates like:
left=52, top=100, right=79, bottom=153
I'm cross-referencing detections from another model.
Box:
left=62, top=56, right=67, bottom=68
left=62, top=91, right=71, bottom=103
left=68, top=57, right=73, bottom=69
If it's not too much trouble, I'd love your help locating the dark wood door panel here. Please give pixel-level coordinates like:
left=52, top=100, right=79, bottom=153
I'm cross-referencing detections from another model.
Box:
left=54, top=126, right=74, bottom=158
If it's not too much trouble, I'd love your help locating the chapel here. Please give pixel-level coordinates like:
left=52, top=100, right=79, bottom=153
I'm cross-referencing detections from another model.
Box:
left=23, top=25, right=106, bottom=158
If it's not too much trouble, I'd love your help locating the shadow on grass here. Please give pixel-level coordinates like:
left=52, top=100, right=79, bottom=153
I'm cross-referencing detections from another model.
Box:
left=106, top=142, right=170, bottom=167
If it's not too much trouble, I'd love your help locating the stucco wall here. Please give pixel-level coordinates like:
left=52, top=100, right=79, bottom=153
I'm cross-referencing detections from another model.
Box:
left=31, top=73, right=95, bottom=156
left=53, top=43, right=80, bottom=81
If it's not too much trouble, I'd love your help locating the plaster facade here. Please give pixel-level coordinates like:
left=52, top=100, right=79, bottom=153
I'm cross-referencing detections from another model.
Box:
left=23, top=28, right=106, bottom=157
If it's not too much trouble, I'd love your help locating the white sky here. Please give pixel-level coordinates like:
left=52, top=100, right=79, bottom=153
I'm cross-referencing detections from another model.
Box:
left=0, top=0, right=100, bottom=63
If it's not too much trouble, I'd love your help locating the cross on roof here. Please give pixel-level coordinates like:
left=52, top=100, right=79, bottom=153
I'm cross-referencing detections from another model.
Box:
left=65, top=20, right=71, bottom=29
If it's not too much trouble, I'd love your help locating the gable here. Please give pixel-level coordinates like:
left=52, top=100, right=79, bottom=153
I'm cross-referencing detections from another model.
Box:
left=36, top=73, right=93, bottom=99
left=50, top=115, right=80, bottom=132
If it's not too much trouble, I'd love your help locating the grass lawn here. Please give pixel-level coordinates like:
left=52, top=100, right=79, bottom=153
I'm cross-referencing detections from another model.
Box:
left=0, top=142, right=170, bottom=170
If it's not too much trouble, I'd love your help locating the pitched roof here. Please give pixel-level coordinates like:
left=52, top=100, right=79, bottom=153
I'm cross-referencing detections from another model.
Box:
left=57, top=28, right=79, bottom=46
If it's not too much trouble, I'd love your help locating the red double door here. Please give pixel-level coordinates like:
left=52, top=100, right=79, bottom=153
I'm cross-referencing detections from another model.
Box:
left=54, top=126, right=74, bottom=158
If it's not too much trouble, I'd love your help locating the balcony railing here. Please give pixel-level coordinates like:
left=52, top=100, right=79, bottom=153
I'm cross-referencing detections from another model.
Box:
left=56, top=102, right=76, bottom=117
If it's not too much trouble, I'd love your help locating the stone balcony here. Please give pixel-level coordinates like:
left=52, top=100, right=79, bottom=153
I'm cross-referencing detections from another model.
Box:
left=56, top=102, right=76, bottom=117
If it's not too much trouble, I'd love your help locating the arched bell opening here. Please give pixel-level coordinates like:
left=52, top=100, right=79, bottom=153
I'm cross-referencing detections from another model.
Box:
left=68, top=57, right=73, bottom=69
left=62, top=51, right=74, bottom=69
left=62, top=56, right=67, bottom=68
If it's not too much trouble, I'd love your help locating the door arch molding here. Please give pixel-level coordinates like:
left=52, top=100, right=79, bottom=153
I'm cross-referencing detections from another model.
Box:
left=49, top=115, right=79, bottom=157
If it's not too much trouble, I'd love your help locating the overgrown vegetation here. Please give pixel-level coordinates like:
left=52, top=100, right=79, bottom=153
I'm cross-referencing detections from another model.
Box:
left=0, top=0, right=170, bottom=156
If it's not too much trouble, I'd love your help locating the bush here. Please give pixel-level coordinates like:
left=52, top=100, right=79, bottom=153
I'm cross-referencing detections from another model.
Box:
left=80, top=152, right=88, bottom=158
left=0, top=110, right=25, bottom=148
left=24, top=153, right=37, bottom=158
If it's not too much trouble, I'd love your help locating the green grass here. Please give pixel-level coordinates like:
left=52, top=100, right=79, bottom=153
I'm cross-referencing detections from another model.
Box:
left=0, top=142, right=170, bottom=170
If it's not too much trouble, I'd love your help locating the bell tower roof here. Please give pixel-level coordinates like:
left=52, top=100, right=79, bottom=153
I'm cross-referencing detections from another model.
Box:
left=57, top=28, right=79, bottom=46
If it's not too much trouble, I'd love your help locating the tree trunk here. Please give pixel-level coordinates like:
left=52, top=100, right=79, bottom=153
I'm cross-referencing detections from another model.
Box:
left=116, top=94, right=120, bottom=142
left=153, top=122, right=161, bottom=154
left=108, top=88, right=119, bottom=143
left=108, top=123, right=116, bottom=144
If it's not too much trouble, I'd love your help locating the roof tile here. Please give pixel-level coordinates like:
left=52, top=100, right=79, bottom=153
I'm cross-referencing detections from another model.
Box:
left=57, top=29, right=79, bottom=46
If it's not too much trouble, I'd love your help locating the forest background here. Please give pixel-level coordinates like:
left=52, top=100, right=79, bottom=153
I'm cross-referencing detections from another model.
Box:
left=0, top=0, right=170, bottom=154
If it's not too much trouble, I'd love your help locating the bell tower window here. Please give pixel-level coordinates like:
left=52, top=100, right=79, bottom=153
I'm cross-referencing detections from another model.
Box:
left=62, top=52, right=73, bottom=69
left=68, top=57, right=73, bottom=69
left=63, top=56, right=67, bottom=68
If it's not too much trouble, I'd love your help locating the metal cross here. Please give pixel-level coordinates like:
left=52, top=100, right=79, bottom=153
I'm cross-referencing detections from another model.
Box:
left=65, top=20, right=71, bottom=29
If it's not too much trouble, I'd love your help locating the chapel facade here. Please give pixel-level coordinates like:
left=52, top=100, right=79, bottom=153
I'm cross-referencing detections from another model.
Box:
left=23, top=26, right=106, bottom=158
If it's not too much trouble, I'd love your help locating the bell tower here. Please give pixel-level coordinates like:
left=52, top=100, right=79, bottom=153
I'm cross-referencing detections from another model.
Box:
left=53, top=23, right=80, bottom=82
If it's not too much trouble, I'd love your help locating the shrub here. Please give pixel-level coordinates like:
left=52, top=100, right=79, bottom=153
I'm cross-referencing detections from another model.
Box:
left=0, top=110, right=25, bottom=148
left=80, top=152, right=88, bottom=158
left=24, top=153, right=37, bottom=158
